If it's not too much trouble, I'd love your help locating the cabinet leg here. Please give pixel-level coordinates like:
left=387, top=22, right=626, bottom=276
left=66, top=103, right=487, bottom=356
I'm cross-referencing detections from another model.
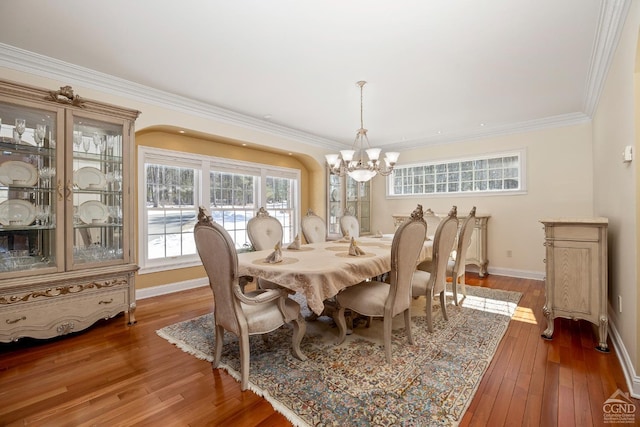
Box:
left=127, top=302, right=137, bottom=325
left=596, top=315, right=609, bottom=353
left=541, top=304, right=554, bottom=340
left=478, top=262, right=489, bottom=278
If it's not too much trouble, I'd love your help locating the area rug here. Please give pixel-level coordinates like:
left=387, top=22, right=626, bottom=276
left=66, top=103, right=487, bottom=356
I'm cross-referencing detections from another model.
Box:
left=157, top=285, right=521, bottom=426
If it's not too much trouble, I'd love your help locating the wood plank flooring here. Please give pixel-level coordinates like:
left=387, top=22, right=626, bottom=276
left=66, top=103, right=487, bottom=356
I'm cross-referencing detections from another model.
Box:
left=1, top=274, right=637, bottom=426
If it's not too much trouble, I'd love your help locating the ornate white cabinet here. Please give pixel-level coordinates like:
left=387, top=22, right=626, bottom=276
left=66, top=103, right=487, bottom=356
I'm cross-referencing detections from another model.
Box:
left=327, top=171, right=370, bottom=239
left=540, top=218, right=609, bottom=352
left=0, top=79, right=139, bottom=342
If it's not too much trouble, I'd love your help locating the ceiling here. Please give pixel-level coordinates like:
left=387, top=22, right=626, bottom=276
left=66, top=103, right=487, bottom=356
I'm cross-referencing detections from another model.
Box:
left=0, top=1, right=630, bottom=152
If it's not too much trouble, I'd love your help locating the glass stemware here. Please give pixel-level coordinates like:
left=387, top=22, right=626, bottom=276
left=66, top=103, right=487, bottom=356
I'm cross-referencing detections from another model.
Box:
left=73, top=131, right=82, bottom=150
left=39, top=166, right=55, bottom=188
left=93, top=133, right=105, bottom=153
left=82, top=135, right=91, bottom=153
left=14, top=119, right=26, bottom=143
left=34, top=124, right=46, bottom=148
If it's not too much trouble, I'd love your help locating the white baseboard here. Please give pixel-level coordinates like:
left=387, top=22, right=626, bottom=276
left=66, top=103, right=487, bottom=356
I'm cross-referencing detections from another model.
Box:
left=608, top=312, right=640, bottom=398
left=467, top=266, right=546, bottom=281
left=136, top=277, right=209, bottom=300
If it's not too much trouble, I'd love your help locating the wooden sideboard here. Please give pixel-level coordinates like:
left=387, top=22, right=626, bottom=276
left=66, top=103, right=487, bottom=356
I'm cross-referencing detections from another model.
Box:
left=539, top=218, right=609, bottom=352
left=392, top=211, right=490, bottom=277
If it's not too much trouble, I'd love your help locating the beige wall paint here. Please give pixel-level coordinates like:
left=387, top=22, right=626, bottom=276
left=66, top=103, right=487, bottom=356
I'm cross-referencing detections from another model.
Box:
left=369, top=123, right=594, bottom=277
left=593, top=1, right=640, bottom=380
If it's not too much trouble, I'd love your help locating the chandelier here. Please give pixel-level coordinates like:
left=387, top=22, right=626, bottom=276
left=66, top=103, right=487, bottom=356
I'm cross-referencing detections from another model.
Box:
left=325, top=81, right=399, bottom=182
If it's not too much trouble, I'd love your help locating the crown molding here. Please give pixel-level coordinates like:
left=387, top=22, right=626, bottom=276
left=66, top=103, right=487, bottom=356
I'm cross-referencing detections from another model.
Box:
left=583, top=0, right=632, bottom=115
left=390, top=112, right=592, bottom=151
left=0, top=43, right=344, bottom=151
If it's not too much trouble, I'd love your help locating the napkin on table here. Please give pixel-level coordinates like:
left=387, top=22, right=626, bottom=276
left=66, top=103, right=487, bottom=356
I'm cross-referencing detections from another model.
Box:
left=374, top=230, right=383, bottom=238
left=287, top=234, right=301, bottom=250
left=348, top=237, right=366, bottom=256
left=265, top=242, right=283, bottom=263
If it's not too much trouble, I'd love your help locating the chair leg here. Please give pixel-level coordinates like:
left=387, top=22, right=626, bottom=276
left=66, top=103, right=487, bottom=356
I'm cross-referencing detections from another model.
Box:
left=383, top=315, right=393, bottom=364
left=335, top=306, right=348, bottom=345
left=440, top=291, right=448, bottom=321
left=451, top=272, right=459, bottom=306
left=213, top=325, right=224, bottom=368
left=459, top=272, right=467, bottom=298
left=404, top=309, right=414, bottom=345
left=290, top=314, right=307, bottom=361
left=425, top=289, right=434, bottom=333
left=239, top=332, right=250, bottom=391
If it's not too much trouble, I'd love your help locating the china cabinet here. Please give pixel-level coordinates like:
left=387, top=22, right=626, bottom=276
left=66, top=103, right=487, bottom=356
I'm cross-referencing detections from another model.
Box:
left=392, top=211, right=490, bottom=277
left=327, top=171, right=370, bottom=239
left=540, top=218, right=609, bottom=352
left=0, top=79, right=139, bottom=342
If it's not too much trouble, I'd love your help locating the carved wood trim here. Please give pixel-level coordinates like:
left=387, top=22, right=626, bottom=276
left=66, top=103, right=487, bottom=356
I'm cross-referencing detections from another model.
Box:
left=0, top=278, right=128, bottom=305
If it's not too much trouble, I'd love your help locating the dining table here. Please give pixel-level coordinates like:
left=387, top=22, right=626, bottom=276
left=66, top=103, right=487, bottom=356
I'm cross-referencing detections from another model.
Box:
left=237, top=235, right=433, bottom=316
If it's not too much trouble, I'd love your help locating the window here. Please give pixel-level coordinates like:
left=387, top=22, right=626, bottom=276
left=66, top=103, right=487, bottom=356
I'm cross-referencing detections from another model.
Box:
left=146, top=164, right=198, bottom=260
left=388, top=150, right=525, bottom=197
left=139, top=146, right=300, bottom=273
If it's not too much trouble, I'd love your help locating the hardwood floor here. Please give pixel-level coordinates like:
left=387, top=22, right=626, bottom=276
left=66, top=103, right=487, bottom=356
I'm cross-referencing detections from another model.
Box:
left=1, top=274, right=636, bottom=426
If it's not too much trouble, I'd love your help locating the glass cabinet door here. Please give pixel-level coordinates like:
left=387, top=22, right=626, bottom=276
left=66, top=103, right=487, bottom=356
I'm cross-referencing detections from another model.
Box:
left=327, top=171, right=371, bottom=237
left=69, top=113, right=127, bottom=269
left=346, top=177, right=370, bottom=234
left=0, top=102, right=62, bottom=276
left=327, top=173, right=341, bottom=235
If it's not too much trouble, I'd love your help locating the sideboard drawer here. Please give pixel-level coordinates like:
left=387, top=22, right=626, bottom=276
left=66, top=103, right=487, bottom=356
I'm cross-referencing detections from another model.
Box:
left=0, top=288, right=127, bottom=341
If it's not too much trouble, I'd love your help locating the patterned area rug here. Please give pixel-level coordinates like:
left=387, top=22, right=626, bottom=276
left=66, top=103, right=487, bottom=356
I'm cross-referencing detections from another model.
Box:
left=157, top=285, right=521, bottom=426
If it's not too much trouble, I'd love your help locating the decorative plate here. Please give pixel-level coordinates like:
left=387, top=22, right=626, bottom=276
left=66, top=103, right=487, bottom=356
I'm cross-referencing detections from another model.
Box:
left=0, top=199, right=36, bottom=226
left=78, top=200, right=109, bottom=224
left=74, top=167, right=106, bottom=190
left=0, top=161, right=38, bottom=186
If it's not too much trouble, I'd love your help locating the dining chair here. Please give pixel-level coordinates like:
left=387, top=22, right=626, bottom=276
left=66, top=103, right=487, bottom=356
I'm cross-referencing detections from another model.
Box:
left=448, top=206, right=476, bottom=304
left=246, top=207, right=285, bottom=290
left=193, top=207, right=306, bottom=391
left=416, top=206, right=476, bottom=306
left=301, top=208, right=326, bottom=243
left=334, top=204, right=427, bottom=363
left=411, top=205, right=459, bottom=332
left=424, top=208, right=442, bottom=240
left=247, top=207, right=283, bottom=251
left=339, top=210, right=360, bottom=238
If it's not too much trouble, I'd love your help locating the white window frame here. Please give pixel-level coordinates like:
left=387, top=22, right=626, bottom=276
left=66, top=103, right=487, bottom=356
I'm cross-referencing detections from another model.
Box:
left=386, top=149, right=527, bottom=198
left=138, top=146, right=301, bottom=274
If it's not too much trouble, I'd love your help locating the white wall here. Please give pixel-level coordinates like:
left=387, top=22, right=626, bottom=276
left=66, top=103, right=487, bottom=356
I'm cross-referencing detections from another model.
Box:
left=593, top=0, right=639, bottom=388
left=370, top=123, right=594, bottom=278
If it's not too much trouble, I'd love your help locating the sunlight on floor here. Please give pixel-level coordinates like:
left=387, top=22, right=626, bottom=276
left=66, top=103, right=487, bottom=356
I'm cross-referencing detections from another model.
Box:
left=511, top=306, right=538, bottom=324
left=459, top=294, right=519, bottom=317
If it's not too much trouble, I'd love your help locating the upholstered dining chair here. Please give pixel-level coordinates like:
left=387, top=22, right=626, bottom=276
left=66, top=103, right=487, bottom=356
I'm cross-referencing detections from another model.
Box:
left=246, top=207, right=284, bottom=290
left=448, top=206, right=476, bottom=304
left=339, top=211, right=360, bottom=238
left=424, top=208, right=442, bottom=240
left=301, top=208, right=327, bottom=243
left=334, top=204, right=427, bottom=363
left=194, top=207, right=306, bottom=391
left=411, top=206, right=459, bottom=332
left=247, top=207, right=283, bottom=251
left=416, top=206, right=476, bottom=306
